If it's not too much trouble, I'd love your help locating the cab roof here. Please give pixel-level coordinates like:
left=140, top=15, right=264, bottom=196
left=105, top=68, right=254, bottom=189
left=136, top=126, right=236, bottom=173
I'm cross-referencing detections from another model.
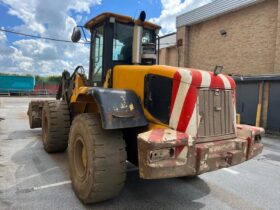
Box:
left=84, top=12, right=161, bottom=31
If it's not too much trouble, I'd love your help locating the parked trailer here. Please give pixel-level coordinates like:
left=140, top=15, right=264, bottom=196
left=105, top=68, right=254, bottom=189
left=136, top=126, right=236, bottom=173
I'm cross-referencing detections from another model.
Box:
left=0, top=75, right=35, bottom=94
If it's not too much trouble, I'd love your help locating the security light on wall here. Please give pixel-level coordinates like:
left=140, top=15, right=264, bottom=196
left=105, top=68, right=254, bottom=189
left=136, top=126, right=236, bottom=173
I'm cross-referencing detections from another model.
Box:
left=220, top=29, right=227, bottom=36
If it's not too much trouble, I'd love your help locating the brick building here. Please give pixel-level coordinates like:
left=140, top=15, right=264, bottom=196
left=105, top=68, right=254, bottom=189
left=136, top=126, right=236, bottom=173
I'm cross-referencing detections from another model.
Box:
left=158, top=33, right=177, bottom=66
left=160, top=0, right=280, bottom=76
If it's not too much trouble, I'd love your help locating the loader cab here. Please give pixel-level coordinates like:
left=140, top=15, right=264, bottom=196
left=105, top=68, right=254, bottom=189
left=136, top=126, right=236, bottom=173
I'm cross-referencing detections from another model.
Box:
left=72, top=12, right=160, bottom=87
left=89, top=19, right=134, bottom=85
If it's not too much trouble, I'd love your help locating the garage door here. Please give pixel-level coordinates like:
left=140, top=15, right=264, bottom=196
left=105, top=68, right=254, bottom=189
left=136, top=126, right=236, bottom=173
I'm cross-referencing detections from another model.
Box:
left=236, top=82, right=259, bottom=125
left=267, top=81, right=280, bottom=133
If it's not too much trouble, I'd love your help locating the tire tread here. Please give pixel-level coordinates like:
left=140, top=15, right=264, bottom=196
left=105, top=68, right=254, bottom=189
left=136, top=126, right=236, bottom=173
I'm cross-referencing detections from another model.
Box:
left=42, top=100, right=70, bottom=153
left=69, top=113, right=126, bottom=204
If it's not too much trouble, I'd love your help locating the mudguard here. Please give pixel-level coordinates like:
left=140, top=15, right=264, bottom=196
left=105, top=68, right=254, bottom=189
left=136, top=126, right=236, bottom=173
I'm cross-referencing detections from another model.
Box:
left=87, top=87, right=147, bottom=129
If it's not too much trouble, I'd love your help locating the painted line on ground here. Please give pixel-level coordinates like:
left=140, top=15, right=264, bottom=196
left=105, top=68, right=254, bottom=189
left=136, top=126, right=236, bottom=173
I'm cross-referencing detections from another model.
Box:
left=20, top=166, right=59, bottom=182
left=33, top=180, right=71, bottom=191
left=222, top=168, right=240, bottom=175
left=30, top=140, right=39, bottom=148
left=6, top=166, right=60, bottom=189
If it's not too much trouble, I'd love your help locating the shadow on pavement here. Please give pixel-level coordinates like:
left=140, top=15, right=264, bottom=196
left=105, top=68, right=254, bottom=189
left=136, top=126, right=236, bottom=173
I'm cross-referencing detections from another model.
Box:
left=89, top=171, right=210, bottom=210
left=6, top=129, right=41, bottom=140
left=3, top=127, right=210, bottom=210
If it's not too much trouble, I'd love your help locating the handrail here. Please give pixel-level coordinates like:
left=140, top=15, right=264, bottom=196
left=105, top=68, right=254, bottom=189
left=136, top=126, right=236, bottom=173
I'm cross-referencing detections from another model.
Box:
left=0, top=88, right=58, bottom=97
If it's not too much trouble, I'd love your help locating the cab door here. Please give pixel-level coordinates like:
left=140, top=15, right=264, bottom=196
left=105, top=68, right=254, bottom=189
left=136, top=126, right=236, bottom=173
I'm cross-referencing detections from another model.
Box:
left=89, top=20, right=114, bottom=86
left=89, top=25, right=104, bottom=86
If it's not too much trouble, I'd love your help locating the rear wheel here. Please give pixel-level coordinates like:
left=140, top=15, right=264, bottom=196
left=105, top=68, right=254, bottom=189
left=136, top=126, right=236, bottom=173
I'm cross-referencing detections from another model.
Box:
left=27, top=100, right=45, bottom=129
left=68, top=113, right=127, bottom=204
left=42, top=100, right=70, bottom=153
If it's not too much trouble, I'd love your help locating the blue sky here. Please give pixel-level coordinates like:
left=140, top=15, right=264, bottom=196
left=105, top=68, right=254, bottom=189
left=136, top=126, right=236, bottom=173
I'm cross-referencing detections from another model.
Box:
left=0, top=0, right=211, bottom=75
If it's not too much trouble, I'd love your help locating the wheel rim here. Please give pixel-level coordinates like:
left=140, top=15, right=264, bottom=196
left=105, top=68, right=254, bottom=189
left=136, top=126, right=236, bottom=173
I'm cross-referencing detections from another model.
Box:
left=74, top=136, right=87, bottom=178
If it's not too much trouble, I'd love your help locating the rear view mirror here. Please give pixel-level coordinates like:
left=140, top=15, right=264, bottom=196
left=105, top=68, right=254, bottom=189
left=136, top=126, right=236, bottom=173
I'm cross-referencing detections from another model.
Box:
left=71, top=27, right=81, bottom=43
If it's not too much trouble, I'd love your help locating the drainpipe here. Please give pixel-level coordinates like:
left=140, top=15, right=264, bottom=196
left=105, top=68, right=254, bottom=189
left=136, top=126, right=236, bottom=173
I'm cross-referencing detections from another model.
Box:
left=256, top=81, right=264, bottom=127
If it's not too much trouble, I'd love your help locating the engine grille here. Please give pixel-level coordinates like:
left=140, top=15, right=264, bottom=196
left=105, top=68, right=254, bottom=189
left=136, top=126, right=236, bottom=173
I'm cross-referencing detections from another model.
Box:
left=197, top=89, right=235, bottom=143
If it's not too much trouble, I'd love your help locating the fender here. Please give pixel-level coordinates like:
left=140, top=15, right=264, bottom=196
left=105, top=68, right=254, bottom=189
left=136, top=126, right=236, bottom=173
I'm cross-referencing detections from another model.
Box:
left=87, top=87, right=147, bottom=129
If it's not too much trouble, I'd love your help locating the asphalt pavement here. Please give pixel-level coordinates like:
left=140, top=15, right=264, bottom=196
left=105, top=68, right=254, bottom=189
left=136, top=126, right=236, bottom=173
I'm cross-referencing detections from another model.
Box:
left=0, top=97, right=279, bottom=210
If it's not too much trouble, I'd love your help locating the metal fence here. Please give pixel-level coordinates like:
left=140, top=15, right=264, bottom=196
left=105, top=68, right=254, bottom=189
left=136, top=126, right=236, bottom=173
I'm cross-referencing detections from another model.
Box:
left=0, top=88, right=57, bottom=97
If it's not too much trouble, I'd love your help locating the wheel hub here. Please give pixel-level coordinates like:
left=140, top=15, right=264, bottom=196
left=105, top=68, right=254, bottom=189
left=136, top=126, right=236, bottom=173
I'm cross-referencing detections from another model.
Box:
left=74, top=136, right=87, bottom=178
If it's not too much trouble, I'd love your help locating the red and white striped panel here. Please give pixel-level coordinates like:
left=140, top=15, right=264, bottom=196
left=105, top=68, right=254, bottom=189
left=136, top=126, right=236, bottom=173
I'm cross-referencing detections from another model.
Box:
left=138, top=128, right=192, bottom=159
left=169, top=68, right=236, bottom=135
left=237, top=124, right=265, bottom=137
left=139, top=128, right=189, bottom=143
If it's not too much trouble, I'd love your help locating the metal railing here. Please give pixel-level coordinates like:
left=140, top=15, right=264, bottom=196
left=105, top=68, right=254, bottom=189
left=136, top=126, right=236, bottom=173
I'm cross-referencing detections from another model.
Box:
left=0, top=88, right=57, bottom=97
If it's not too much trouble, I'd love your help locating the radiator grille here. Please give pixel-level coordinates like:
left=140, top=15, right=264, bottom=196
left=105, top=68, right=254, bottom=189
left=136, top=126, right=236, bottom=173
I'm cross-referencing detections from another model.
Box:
left=197, top=89, right=235, bottom=142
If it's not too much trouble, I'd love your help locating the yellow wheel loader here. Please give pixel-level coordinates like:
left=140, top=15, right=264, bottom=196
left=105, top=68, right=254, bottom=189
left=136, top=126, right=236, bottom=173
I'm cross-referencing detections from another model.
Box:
left=28, top=11, right=264, bottom=204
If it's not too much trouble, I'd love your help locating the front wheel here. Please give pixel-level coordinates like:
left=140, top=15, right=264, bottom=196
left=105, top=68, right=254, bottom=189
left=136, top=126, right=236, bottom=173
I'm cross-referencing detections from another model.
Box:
left=68, top=113, right=127, bottom=204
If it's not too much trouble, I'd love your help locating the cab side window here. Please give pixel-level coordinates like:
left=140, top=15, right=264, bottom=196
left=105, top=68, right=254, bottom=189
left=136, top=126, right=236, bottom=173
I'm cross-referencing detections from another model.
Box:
left=144, top=74, right=172, bottom=124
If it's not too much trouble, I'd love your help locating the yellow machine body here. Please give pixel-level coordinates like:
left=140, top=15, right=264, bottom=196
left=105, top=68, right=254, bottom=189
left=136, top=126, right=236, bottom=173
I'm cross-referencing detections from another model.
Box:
left=69, top=65, right=177, bottom=130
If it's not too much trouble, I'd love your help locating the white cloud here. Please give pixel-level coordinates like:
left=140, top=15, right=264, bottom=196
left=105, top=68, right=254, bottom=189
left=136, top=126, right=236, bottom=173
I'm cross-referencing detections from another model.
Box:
left=68, top=0, right=102, bottom=13
left=5, top=0, right=46, bottom=34
left=0, top=0, right=99, bottom=75
left=0, top=27, right=7, bottom=43
left=0, top=44, right=35, bottom=73
left=75, top=15, right=83, bottom=24
left=150, top=0, right=212, bottom=35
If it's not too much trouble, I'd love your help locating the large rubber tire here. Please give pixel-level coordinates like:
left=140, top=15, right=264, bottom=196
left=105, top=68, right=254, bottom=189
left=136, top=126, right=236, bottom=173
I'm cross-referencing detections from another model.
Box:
left=42, top=100, right=70, bottom=153
left=68, top=113, right=127, bottom=204
left=27, top=100, right=45, bottom=129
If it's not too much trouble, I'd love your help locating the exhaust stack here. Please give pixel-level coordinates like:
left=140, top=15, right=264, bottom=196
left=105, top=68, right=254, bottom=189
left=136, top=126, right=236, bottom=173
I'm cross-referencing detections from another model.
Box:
left=132, top=11, right=146, bottom=64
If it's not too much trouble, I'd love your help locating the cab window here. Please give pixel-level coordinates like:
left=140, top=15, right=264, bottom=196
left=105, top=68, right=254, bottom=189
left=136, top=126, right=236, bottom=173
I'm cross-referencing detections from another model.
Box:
left=112, top=23, right=133, bottom=63
left=91, top=25, right=104, bottom=82
left=142, top=29, right=156, bottom=44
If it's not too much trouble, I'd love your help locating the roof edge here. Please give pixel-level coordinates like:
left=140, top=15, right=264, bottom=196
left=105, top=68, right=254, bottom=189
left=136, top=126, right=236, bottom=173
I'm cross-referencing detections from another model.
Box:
left=159, top=32, right=176, bottom=39
left=85, top=12, right=161, bottom=30
left=176, top=0, right=265, bottom=28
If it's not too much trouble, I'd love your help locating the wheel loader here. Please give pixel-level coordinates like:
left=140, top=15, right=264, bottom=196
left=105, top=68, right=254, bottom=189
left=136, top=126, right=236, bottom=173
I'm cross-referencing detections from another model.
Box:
left=27, top=11, right=264, bottom=204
